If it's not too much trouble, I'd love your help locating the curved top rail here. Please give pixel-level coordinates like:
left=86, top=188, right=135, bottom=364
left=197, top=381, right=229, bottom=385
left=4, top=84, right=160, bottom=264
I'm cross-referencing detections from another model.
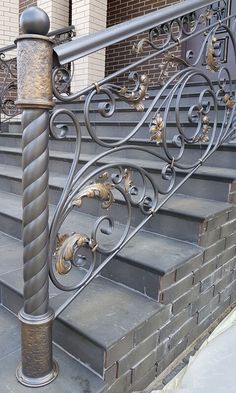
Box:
left=0, top=25, right=75, bottom=54
left=53, top=0, right=216, bottom=65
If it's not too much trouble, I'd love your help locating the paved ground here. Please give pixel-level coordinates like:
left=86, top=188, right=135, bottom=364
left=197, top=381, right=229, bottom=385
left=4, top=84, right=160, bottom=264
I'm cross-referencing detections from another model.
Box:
left=150, top=307, right=236, bottom=393
left=0, top=306, right=105, bottom=393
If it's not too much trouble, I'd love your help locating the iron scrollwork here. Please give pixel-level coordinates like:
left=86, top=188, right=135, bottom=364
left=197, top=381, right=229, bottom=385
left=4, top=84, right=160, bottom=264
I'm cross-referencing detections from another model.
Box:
left=49, top=0, right=236, bottom=301
left=0, top=53, right=20, bottom=125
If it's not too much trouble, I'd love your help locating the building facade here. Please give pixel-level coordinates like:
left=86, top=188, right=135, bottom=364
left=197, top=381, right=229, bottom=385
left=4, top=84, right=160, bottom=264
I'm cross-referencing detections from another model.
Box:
left=0, top=0, right=179, bottom=91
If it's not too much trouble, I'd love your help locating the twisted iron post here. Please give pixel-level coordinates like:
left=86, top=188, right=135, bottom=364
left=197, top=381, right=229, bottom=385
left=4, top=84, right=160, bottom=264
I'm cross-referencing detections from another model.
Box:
left=15, top=6, right=58, bottom=387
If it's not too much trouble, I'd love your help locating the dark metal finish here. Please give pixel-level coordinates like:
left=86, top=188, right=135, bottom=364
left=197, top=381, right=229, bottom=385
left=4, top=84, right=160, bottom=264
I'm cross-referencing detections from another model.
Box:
left=21, top=108, right=50, bottom=315
left=0, top=53, right=19, bottom=129
left=20, top=6, right=50, bottom=35
left=16, top=309, right=58, bottom=387
left=0, top=25, right=75, bottom=130
left=15, top=6, right=58, bottom=387
left=48, top=0, right=236, bottom=318
left=54, top=0, right=217, bottom=65
left=13, top=0, right=236, bottom=385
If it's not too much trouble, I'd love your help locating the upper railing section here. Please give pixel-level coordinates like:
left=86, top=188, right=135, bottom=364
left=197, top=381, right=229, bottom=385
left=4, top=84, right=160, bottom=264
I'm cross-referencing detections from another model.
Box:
left=0, top=25, right=76, bottom=130
left=52, top=0, right=236, bottom=101
left=46, top=0, right=236, bottom=316
left=54, top=0, right=217, bottom=64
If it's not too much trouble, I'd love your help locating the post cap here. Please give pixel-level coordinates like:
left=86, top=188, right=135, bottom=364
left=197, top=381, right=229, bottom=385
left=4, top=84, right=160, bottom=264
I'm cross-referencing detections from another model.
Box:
left=20, top=6, right=50, bottom=36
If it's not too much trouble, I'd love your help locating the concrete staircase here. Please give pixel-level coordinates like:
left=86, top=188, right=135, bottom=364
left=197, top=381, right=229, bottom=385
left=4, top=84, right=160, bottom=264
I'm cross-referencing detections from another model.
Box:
left=0, top=84, right=236, bottom=392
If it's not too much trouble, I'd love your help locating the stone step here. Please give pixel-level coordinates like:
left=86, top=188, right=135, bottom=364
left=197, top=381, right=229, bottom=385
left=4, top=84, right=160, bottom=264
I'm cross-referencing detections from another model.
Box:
left=0, top=189, right=204, bottom=297
left=0, top=133, right=236, bottom=169
left=0, top=231, right=171, bottom=386
left=0, top=305, right=107, bottom=393
left=51, top=104, right=227, bottom=124
left=0, top=146, right=235, bottom=203
left=2, top=116, right=230, bottom=138
left=0, top=164, right=232, bottom=244
left=54, top=80, right=235, bottom=110
left=0, top=185, right=234, bottom=306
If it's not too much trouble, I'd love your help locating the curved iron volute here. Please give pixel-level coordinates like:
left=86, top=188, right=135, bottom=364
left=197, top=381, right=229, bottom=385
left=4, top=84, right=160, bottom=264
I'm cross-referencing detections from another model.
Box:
left=15, top=6, right=58, bottom=387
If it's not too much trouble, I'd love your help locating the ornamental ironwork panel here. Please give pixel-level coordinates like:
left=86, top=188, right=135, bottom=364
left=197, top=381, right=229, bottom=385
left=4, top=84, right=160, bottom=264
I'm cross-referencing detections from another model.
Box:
left=48, top=0, right=236, bottom=314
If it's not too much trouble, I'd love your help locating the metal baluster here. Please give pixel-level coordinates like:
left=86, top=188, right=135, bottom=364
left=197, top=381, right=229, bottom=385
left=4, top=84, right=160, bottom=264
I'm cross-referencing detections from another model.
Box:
left=15, top=6, right=58, bottom=387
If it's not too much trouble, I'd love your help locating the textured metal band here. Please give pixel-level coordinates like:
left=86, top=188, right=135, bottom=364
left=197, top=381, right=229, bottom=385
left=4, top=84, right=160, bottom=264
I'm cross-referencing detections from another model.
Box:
left=22, top=109, right=49, bottom=316
left=15, top=35, right=53, bottom=109
left=16, top=309, right=58, bottom=387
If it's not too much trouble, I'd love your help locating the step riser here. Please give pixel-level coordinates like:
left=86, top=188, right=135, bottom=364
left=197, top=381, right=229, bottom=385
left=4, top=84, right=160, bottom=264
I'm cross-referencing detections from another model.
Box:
left=0, top=152, right=233, bottom=204
left=0, top=172, right=232, bottom=245
left=0, top=191, right=202, bottom=245
left=0, top=283, right=106, bottom=376
left=1, top=137, right=236, bottom=172
left=53, top=105, right=227, bottom=124
left=4, top=119, right=230, bottom=139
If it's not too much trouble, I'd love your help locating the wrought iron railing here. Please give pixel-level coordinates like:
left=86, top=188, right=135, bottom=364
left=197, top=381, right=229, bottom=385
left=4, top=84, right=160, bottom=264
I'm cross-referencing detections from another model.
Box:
left=15, top=0, right=236, bottom=387
left=0, top=25, right=75, bottom=131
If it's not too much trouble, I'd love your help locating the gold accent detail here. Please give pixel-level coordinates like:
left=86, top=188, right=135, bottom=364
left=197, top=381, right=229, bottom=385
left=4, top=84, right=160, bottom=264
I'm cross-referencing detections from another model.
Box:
left=15, top=36, right=54, bottom=109
left=132, top=39, right=149, bottom=55
left=158, top=53, right=190, bottom=85
left=55, top=233, right=91, bottom=275
left=17, top=309, right=58, bottom=387
left=206, top=36, right=220, bottom=72
left=93, top=82, right=101, bottom=94
left=150, top=113, right=165, bottom=144
left=123, top=169, right=133, bottom=193
left=117, top=74, right=149, bottom=112
left=223, top=94, right=235, bottom=110
left=193, top=115, right=210, bottom=143
left=72, top=173, right=114, bottom=209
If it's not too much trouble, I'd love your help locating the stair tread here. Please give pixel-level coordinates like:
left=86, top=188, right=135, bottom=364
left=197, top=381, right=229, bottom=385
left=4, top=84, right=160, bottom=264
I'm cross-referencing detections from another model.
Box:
left=0, top=163, right=231, bottom=221
left=0, top=190, right=202, bottom=276
left=1, top=133, right=236, bottom=152
left=0, top=232, right=167, bottom=349
left=1, top=146, right=236, bottom=181
left=0, top=305, right=107, bottom=393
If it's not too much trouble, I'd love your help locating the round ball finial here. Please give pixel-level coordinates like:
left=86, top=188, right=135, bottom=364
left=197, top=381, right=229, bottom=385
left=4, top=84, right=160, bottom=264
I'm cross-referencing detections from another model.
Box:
left=20, top=6, right=50, bottom=36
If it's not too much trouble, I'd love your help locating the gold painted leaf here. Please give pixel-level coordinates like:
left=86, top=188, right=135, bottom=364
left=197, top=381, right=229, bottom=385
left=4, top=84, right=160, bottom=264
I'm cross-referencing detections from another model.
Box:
left=55, top=233, right=90, bottom=275
left=72, top=182, right=114, bottom=209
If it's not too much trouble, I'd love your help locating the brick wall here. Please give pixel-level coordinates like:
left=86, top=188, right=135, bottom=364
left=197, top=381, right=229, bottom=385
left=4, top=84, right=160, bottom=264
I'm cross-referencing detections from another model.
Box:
left=19, top=0, right=37, bottom=16
left=71, top=0, right=107, bottom=92
left=105, top=0, right=182, bottom=86
left=105, top=199, right=236, bottom=393
left=38, top=0, right=69, bottom=31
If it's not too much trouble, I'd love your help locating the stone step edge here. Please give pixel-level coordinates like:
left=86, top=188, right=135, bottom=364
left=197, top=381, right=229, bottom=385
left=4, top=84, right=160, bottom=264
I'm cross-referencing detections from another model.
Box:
left=0, top=166, right=231, bottom=223
left=1, top=147, right=236, bottom=182
left=1, top=133, right=236, bottom=152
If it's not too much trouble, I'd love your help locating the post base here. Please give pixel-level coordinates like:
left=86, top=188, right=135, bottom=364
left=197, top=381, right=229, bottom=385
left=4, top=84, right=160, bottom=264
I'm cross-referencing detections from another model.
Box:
left=16, top=308, right=59, bottom=387
left=16, top=361, right=58, bottom=387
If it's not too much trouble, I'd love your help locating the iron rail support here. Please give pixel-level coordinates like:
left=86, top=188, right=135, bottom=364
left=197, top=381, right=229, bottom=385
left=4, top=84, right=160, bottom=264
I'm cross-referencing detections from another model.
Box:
left=15, top=6, right=58, bottom=387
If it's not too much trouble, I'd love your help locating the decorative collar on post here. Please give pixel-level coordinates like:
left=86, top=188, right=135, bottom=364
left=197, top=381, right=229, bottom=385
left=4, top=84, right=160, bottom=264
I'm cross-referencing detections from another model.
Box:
left=15, top=6, right=54, bottom=110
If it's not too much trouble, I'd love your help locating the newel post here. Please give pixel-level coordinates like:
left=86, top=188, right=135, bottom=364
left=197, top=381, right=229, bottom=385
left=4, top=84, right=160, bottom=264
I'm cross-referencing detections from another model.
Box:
left=15, top=6, right=58, bottom=387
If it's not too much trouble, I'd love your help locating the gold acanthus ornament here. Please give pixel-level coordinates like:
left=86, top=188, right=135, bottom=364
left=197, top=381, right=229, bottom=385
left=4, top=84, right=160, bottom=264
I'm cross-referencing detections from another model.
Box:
left=55, top=233, right=94, bottom=275
left=206, top=36, right=220, bottom=72
left=223, top=94, right=235, bottom=110
left=158, top=53, right=191, bottom=85
left=72, top=173, right=114, bottom=210
left=55, top=169, right=136, bottom=275
left=193, top=115, right=210, bottom=143
left=117, top=74, right=149, bottom=112
left=150, top=113, right=165, bottom=144
left=123, top=168, right=133, bottom=193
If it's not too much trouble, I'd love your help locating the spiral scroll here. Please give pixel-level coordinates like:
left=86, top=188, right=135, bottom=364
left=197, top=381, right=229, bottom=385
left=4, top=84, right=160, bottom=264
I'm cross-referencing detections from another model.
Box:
left=22, top=109, right=49, bottom=316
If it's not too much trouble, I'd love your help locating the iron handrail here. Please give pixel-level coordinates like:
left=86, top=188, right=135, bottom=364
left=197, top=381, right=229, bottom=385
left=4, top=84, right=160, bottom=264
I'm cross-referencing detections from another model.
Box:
left=0, top=25, right=75, bottom=54
left=49, top=0, right=236, bottom=315
left=54, top=0, right=216, bottom=65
